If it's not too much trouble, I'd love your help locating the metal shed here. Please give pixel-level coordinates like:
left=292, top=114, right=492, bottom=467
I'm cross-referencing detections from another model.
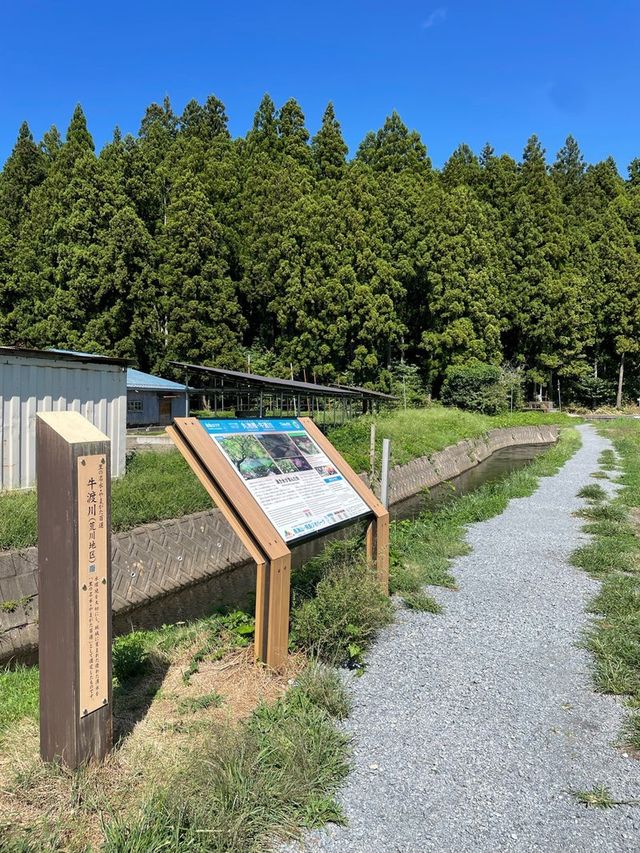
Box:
left=126, top=368, right=190, bottom=427
left=0, top=347, right=128, bottom=490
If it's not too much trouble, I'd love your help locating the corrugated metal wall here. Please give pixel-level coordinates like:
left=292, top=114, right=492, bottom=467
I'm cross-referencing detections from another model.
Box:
left=0, top=354, right=126, bottom=490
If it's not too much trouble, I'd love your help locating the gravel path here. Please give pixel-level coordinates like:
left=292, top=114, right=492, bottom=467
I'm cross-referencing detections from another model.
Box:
left=293, top=424, right=640, bottom=852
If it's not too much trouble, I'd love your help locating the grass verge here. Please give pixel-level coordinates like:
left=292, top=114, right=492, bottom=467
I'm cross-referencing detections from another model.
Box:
left=0, top=607, right=352, bottom=851
left=570, top=419, right=640, bottom=753
left=328, top=404, right=578, bottom=473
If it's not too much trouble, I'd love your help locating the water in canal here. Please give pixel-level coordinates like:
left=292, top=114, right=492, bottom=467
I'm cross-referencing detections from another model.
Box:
left=390, top=443, right=551, bottom=522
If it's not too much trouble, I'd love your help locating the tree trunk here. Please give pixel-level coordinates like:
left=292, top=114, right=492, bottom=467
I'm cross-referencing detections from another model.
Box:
left=616, top=352, right=625, bottom=409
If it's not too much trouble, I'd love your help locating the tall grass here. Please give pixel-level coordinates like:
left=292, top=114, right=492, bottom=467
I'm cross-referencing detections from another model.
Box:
left=328, top=404, right=578, bottom=473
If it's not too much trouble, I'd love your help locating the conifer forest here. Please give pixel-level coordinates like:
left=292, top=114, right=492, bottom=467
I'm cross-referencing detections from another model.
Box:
left=2, top=94, right=639, bottom=406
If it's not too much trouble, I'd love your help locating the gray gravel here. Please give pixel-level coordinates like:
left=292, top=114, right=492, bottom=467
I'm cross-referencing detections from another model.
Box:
left=292, top=424, right=640, bottom=852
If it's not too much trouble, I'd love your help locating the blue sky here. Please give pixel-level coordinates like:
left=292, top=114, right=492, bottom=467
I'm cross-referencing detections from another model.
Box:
left=2, top=1, right=639, bottom=171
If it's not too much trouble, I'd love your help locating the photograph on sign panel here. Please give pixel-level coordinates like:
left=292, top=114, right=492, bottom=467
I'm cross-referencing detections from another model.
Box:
left=289, top=433, right=321, bottom=457
left=274, top=456, right=313, bottom=473
left=315, top=464, right=338, bottom=477
left=216, top=435, right=282, bottom=480
left=256, top=433, right=301, bottom=459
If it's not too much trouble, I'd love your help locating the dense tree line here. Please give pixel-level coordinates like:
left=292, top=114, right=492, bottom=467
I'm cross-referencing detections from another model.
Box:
left=1, top=94, right=639, bottom=405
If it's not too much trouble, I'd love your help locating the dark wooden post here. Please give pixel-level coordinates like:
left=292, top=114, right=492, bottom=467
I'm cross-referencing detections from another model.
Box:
left=37, top=411, right=113, bottom=768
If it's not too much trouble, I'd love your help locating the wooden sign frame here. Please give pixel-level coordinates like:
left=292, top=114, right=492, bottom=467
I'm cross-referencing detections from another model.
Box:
left=167, top=417, right=388, bottom=670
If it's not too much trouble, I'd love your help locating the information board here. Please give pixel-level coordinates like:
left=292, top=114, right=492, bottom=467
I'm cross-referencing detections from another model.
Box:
left=77, top=454, right=109, bottom=717
left=201, top=418, right=371, bottom=542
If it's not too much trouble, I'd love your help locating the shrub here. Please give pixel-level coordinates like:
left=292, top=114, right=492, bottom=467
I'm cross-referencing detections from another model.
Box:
left=440, top=360, right=507, bottom=414
left=290, top=556, right=393, bottom=666
left=112, top=632, right=150, bottom=682
left=293, top=662, right=352, bottom=719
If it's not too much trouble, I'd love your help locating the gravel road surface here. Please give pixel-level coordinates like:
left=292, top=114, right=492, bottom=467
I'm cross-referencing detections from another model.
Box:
left=292, top=424, right=640, bottom=852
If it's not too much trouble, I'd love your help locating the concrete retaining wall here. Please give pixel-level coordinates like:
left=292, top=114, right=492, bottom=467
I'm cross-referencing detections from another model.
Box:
left=0, top=423, right=558, bottom=664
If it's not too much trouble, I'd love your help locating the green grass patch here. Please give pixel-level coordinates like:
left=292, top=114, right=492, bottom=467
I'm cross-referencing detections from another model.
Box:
left=591, top=471, right=609, bottom=480
left=328, top=404, right=577, bottom=475
left=578, top=483, right=608, bottom=501
left=291, top=546, right=393, bottom=667
left=400, top=590, right=443, bottom=613
left=0, top=450, right=212, bottom=551
left=176, top=691, right=223, bottom=714
left=0, top=664, right=39, bottom=736
left=571, top=418, right=640, bottom=751
left=572, top=785, right=615, bottom=808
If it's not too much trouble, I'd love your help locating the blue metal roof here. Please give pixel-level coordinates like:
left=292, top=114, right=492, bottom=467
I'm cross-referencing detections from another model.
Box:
left=127, top=368, right=189, bottom=392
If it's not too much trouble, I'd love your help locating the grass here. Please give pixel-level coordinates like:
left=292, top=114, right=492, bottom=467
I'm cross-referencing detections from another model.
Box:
left=400, top=590, right=443, bottom=613
left=290, top=543, right=393, bottom=668
left=0, top=450, right=212, bottom=551
left=0, top=607, right=351, bottom=851
left=0, top=665, right=39, bottom=737
left=327, top=404, right=578, bottom=473
left=577, top=483, right=608, bottom=501
left=569, top=418, right=640, bottom=753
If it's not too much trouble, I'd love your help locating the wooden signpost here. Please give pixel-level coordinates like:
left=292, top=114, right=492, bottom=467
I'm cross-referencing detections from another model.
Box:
left=168, top=416, right=388, bottom=671
left=37, top=411, right=112, bottom=768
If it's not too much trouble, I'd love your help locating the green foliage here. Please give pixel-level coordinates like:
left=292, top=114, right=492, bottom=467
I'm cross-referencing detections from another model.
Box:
left=440, top=361, right=507, bottom=414
left=400, top=591, right=443, bottom=613
left=577, top=483, right=608, bottom=501
left=291, top=554, right=393, bottom=667
left=103, top=678, right=350, bottom=853
left=112, top=632, right=151, bottom=683
left=2, top=95, right=640, bottom=401
left=0, top=664, right=39, bottom=736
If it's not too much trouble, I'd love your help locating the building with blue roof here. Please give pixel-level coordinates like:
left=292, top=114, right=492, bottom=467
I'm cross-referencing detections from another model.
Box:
left=126, top=368, right=190, bottom=426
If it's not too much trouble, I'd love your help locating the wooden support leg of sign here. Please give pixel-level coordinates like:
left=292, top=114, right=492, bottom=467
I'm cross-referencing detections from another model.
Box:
left=36, top=412, right=112, bottom=768
left=167, top=423, right=289, bottom=669
left=300, top=417, right=390, bottom=595
left=366, top=514, right=390, bottom=594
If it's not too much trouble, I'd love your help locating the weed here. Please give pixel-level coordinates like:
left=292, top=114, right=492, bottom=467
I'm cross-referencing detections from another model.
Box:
left=292, top=662, right=352, bottom=720
left=578, top=483, right=608, bottom=501
left=177, top=692, right=223, bottom=714
left=401, top=590, right=443, bottom=613
left=572, top=785, right=615, bottom=808
left=291, top=557, right=393, bottom=667
left=112, top=632, right=152, bottom=683
left=591, top=471, right=609, bottom=480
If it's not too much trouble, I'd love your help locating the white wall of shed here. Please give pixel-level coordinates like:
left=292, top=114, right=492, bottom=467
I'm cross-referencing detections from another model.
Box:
left=0, top=355, right=126, bottom=490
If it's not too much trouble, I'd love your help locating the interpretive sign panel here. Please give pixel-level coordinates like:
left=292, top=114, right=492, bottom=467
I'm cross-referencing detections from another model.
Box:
left=201, top=418, right=371, bottom=542
left=77, top=454, right=109, bottom=717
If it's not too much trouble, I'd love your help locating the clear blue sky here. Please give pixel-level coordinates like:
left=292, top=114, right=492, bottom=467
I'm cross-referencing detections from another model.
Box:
left=2, top=1, right=639, bottom=171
